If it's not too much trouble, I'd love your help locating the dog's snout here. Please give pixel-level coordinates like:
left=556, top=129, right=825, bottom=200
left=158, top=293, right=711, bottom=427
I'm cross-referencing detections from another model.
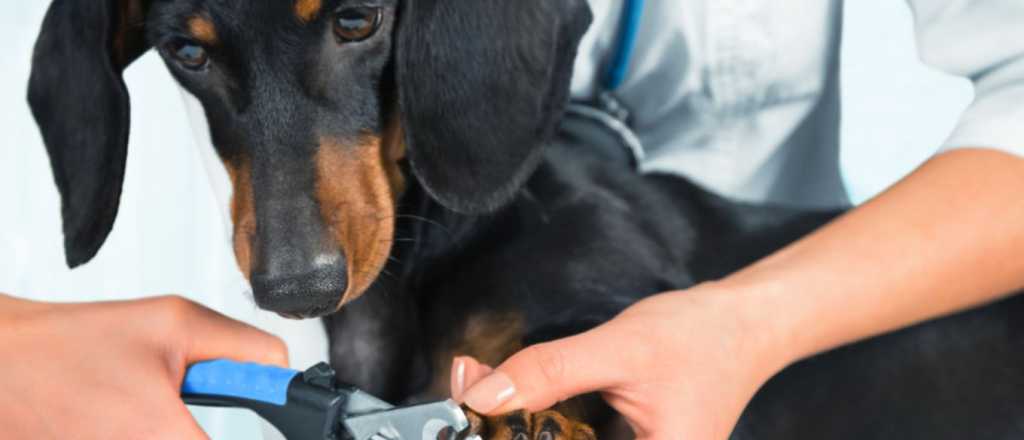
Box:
left=249, top=190, right=348, bottom=318
left=251, top=252, right=348, bottom=318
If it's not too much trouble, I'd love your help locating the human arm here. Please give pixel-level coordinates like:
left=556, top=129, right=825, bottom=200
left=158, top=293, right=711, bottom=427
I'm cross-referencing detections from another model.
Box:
left=454, top=148, right=1024, bottom=439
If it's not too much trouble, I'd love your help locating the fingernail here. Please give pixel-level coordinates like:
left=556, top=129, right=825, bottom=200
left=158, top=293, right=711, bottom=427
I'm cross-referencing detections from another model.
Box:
left=461, top=371, right=517, bottom=413
left=451, top=358, right=467, bottom=400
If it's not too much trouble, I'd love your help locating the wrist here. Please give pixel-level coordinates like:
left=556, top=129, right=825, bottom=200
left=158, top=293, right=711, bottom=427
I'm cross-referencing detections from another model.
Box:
left=689, top=278, right=806, bottom=380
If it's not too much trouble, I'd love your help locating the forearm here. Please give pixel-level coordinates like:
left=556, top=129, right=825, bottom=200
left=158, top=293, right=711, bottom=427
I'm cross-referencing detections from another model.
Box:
left=720, top=148, right=1024, bottom=367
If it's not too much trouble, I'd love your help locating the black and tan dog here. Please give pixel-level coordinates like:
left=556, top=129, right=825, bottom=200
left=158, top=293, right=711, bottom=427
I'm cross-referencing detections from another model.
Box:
left=28, top=0, right=1024, bottom=438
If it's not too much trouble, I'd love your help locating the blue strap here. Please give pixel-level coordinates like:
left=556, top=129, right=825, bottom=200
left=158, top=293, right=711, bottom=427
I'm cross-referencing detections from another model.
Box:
left=604, top=0, right=645, bottom=91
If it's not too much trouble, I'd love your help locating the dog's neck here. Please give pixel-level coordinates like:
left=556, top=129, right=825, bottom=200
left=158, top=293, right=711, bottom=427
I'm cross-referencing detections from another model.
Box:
left=390, top=182, right=522, bottom=291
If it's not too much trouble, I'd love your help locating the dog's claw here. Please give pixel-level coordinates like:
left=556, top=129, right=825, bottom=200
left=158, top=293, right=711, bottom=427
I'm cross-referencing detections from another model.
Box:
left=461, top=408, right=595, bottom=440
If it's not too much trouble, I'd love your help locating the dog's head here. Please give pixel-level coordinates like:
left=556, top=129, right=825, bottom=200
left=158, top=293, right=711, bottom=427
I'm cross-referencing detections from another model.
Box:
left=28, top=0, right=590, bottom=317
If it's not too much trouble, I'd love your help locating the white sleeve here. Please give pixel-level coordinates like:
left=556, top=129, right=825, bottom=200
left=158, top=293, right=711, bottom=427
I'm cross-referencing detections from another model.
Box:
left=907, top=0, right=1024, bottom=157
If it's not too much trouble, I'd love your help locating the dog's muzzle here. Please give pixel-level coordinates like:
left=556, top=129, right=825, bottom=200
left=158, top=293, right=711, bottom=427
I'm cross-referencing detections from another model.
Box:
left=251, top=252, right=347, bottom=318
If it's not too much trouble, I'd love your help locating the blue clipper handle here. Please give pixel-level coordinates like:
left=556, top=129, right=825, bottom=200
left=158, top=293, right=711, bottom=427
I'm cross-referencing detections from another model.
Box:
left=181, top=360, right=299, bottom=406
left=182, top=360, right=350, bottom=440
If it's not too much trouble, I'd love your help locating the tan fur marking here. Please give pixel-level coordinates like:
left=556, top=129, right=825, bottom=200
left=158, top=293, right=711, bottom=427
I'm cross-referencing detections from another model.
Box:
left=188, top=16, right=218, bottom=45
left=427, top=313, right=526, bottom=398
left=382, top=114, right=408, bottom=196
left=295, top=0, right=323, bottom=22
left=224, top=159, right=256, bottom=278
left=456, top=313, right=526, bottom=366
left=315, top=123, right=405, bottom=309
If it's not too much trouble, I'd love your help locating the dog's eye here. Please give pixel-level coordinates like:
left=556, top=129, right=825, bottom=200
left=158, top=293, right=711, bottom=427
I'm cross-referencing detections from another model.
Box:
left=333, top=7, right=382, bottom=42
left=166, top=39, right=209, bottom=70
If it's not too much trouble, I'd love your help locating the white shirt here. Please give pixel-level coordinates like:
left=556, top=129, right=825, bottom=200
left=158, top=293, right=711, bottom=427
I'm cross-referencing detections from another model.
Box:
left=572, top=0, right=1024, bottom=209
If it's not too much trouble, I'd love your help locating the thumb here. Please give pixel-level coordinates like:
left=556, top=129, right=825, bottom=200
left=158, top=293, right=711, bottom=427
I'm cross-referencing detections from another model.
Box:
left=137, top=296, right=290, bottom=370
left=461, top=326, right=623, bottom=415
left=182, top=309, right=290, bottom=368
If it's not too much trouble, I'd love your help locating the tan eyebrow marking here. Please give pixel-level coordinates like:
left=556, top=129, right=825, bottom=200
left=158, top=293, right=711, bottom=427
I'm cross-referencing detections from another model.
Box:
left=295, top=0, right=323, bottom=22
left=188, top=16, right=218, bottom=45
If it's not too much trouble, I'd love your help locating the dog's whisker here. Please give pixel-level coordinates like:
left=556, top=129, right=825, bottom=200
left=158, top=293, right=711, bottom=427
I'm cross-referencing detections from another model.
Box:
left=395, top=214, right=454, bottom=237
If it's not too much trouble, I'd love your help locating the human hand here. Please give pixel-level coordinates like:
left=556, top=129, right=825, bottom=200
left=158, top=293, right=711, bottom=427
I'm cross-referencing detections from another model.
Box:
left=0, top=294, right=288, bottom=439
left=451, top=284, right=791, bottom=440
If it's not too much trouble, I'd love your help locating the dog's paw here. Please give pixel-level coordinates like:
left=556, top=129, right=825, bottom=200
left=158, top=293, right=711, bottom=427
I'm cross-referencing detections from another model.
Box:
left=461, top=409, right=596, bottom=440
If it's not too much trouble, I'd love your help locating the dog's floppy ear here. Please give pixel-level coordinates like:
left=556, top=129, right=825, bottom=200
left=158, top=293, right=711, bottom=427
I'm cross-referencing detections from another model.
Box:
left=28, top=0, right=152, bottom=268
left=396, top=0, right=592, bottom=214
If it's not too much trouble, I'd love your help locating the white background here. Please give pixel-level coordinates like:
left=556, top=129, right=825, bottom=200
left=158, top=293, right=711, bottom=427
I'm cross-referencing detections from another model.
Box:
left=0, top=1, right=972, bottom=438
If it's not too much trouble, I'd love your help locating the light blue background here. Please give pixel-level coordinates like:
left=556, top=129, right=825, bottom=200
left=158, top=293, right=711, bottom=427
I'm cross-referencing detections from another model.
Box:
left=0, top=1, right=972, bottom=438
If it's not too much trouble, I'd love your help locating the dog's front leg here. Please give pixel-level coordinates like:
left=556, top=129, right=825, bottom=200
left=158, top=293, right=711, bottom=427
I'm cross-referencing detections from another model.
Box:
left=323, top=279, right=424, bottom=403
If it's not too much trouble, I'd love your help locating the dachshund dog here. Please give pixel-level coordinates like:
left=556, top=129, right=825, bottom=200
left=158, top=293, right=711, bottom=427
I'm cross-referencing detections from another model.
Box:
left=28, top=0, right=1024, bottom=438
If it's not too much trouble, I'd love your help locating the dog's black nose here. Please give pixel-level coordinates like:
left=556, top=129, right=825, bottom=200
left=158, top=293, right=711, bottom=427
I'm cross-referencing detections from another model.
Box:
left=251, top=253, right=348, bottom=318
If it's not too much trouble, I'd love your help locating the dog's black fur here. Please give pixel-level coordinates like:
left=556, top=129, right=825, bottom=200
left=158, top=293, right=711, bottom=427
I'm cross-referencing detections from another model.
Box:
left=28, top=0, right=1024, bottom=438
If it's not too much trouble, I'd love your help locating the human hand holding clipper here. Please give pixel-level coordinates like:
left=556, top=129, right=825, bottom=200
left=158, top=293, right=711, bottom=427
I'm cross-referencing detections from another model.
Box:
left=0, top=294, right=287, bottom=440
